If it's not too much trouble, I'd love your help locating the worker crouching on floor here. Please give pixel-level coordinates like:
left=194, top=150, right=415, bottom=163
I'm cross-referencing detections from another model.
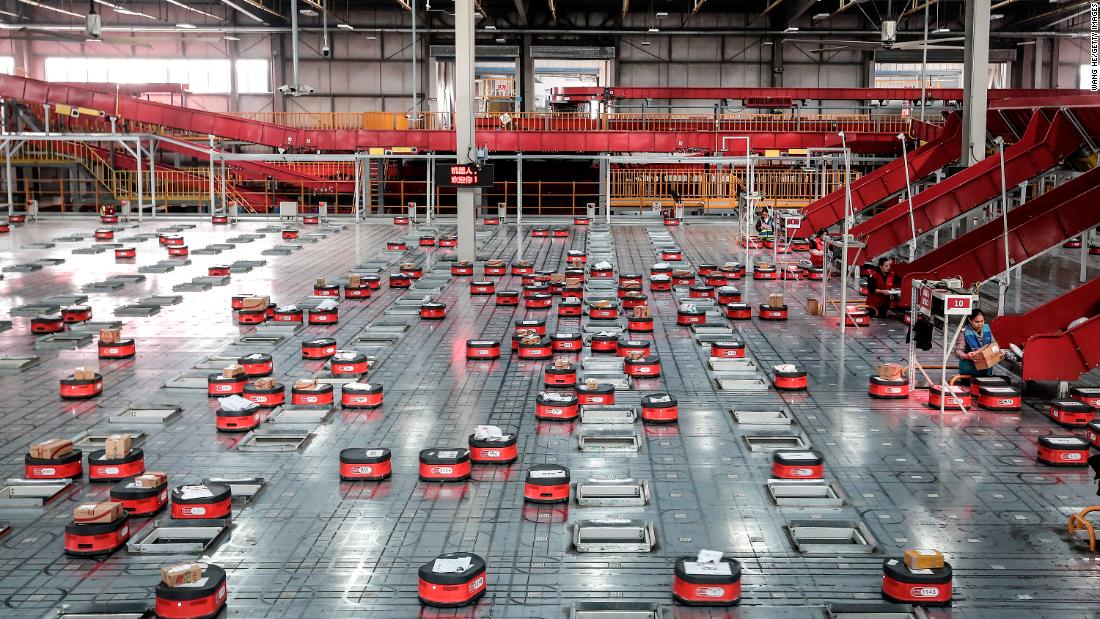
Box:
left=865, top=257, right=901, bottom=318
left=955, top=309, right=996, bottom=377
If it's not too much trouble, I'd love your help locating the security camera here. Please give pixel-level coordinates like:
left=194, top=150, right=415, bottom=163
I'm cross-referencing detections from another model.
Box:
left=321, top=45, right=331, bottom=58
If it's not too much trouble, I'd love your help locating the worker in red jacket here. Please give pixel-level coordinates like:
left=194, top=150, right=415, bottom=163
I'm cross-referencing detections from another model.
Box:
left=866, top=257, right=901, bottom=317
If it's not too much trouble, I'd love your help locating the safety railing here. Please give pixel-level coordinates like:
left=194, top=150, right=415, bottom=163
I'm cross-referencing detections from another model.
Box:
left=224, top=110, right=911, bottom=134
left=609, top=167, right=859, bottom=210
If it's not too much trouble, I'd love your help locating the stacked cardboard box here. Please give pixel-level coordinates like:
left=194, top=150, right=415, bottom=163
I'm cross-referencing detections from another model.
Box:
left=30, top=439, right=73, bottom=459
left=105, top=434, right=131, bottom=459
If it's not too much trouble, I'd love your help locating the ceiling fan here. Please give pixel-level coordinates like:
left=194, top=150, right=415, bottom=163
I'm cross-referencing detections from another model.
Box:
left=790, top=20, right=964, bottom=53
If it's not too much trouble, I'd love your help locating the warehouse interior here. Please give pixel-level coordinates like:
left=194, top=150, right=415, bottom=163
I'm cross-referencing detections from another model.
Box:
left=0, top=1, right=1099, bottom=617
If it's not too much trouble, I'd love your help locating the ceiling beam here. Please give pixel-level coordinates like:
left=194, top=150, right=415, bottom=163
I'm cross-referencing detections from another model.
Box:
left=622, top=0, right=629, bottom=18
left=514, top=0, right=528, bottom=25
left=219, top=0, right=280, bottom=23
left=692, top=0, right=708, bottom=13
left=762, top=0, right=785, bottom=17
left=549, top=0, right=557, bottom=20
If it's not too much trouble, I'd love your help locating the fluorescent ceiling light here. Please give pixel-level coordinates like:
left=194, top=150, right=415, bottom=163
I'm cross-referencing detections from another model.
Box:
left=96, top=0, right=156, bottom=19
left=933, top=27, right=950, bottom=33
left=18, top=0, right=81, bottom=18
left=641, top=40, right=651, bottom=45
left=495, top=37, right=506, bottom=42
left=656, top=11, right=668, bottom=16
left=166, top=0, right=219, bottom=20
left=485, top=24, right=496, bottom=30
left=648, top=27, right=659, bottom=32
left=784, top=26, right=799, bottom=32
left=300, top=8, right=318, bottom=16
left=177, top=23, right=197, bottom=29
left=224, top=35, right=241, bottom=40
left=1016, top=40, right=1035, bottom=45
left=367, top=35, right=377, bottom=40
left=337, top=23, right=353, bottom=29
left=762, top=40, right=774, bottom=45
left=812, top=13, right=829, bottom=19
left=990, top=13, right=1004, bottom=19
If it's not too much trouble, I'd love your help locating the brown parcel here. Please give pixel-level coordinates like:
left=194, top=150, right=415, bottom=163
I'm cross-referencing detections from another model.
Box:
left=348, top=274, right=362, bottom=287
left=105, top=434, right=132, bottom=459
left=73, top=366, right=97, bottom=380
left=99, top=328, right=121, bottom=344
left=222, top=364, right=245, bottom=378
left=73, top=502, right=124, bottom=524
left=805, top=298, right=822, bottom=316
left=315, top=277, right=326, bottom=287
left=135, top=472, right=168, bottom=488
left=877, top=363, right=905, bottom=381
left=161, top=563, right=205, bottom=587
left=633, top=306, right=651, bottom=318
left=973, top=343, right=1004, bottom=370
left=241, top=295, right=269, bottom=310
left=30, top=439, right=73, bottom=460
left=768, top=293, right=785, bottom=308
left=294, top=379, right=318, bottom=390
left=903, top=549, right=945, bottom=570
left=253, top=377, right=276, bottom=389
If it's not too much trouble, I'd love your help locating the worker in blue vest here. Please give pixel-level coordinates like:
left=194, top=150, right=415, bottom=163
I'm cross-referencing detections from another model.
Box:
left=954, top=308, right=995, bottom=377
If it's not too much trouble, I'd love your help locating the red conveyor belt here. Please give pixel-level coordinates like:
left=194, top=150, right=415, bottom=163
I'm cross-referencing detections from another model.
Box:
left=849, top=111, right=1084, bottom=260
left=990, top=275, right=1100, bottom=350
left=896, top=165, right=1100, bottom=301
left=795, top=114, right=961, bottom=237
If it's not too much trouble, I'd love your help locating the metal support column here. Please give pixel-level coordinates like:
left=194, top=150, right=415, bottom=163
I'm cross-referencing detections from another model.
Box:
left=961, top=0, right=991, bottom=166
left=353, top=155, right=361, bottom=223
left=3, top=140, right=12, bottom=217
left=135, top=137, right=144, bottom=222
left=516, top=153, right=523, bottom=228
left=149, top=138, right=157, bottom=218
left=454, top=0, right=476, bottom=262
left=601, top=154, right=611, bottom=224
left=208, top=135, right=216, bottom=214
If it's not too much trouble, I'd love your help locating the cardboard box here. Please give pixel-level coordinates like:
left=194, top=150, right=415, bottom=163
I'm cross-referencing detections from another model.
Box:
left=293, top=379, right=318, bottom=390
left=73, top=502, right=124, bottom=524
left=565, top=278, right=582, bottom=287
left=487, top=259, right=503, bottom=267
left=315, top=277, right=326, bottom=287
left=99, top=328, right=121, bottom=344
left=520, top=335, right=541, bottom=345
left=903, top=549, right=944, bottom=570
left=553, top=358, right=571, bottom=369
left=73, top=366, right=96, bottom=380
left=348, top=274, right=362, bottom=287
left=30, top=439, right=73, bottom=460
left=105, top=434, right=131, bottom=459
left=241, top=296, right=269, bottom=310
left=633, top=306, right=650, bottom=318
left=768, top=293, right=785, bottom=308
left=160, top=563, right=205, bottom=587
left=626, top=350, right=645, bottom=360
left=805, top=298, right=822, bottom=316
left=973, top=343, right=1004, bottom=370
left=549, top=273, right=565, bottom=283
left=877, top=363, right=905, bottom=381
left=223, top=364, right=245, bottom=378
left=135, top=472, right=167, bottom=488
left=253, top=377, right=276, bottom=389
left=593, top=300, right=612, bottom=308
